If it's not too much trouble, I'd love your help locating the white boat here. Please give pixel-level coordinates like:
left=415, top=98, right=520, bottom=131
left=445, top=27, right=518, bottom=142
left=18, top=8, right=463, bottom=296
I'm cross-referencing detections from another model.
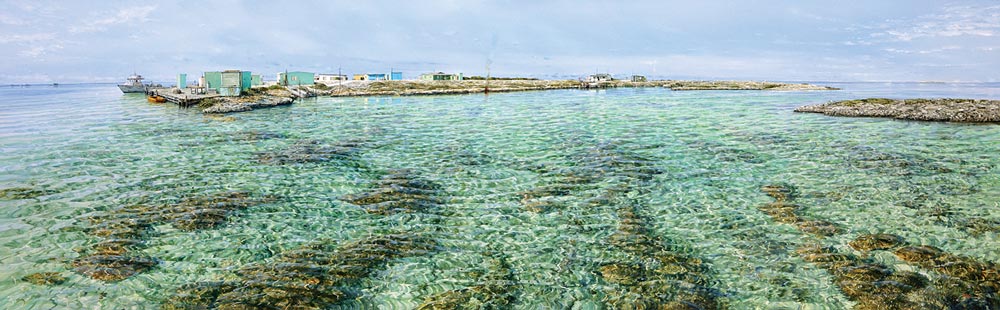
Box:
left=118, top=73, right=158, bottom=93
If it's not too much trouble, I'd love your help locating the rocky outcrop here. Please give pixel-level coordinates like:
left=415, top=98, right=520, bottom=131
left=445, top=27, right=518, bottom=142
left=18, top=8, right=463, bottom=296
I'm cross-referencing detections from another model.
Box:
left=318, top=80, right=837, bottom=97
left=324, top=80, right=581, bottom=97
left=191, top=80, right=836, bottom=114
left=201, top=96, right=294, bottom=114
left=795, top=98, right=1000, bottom=123
left=664, top=80, right=839, bottom=91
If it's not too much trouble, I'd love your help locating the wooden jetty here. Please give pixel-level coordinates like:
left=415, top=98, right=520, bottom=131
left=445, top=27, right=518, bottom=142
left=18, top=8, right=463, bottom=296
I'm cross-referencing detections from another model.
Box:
left=145, top=87, right=219, bottom=107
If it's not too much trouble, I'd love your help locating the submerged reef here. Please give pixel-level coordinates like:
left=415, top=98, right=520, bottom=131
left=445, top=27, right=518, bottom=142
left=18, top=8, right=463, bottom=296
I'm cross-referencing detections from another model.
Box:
left=795, top=98, right=1000, bottom=123
left=21, top=272, right=67, bottom=285
left=165, top=168, right=446, bottom=309
left=72, top=254, right=158, bottom=282
left=520, top=141, right=662, bottom=213
left=162, top=233, right=436, bottom=309
left=850, top=234, right=1000, bottom=308
left=758, top=184, right=839, bottom=237
left=0, top=186, right=57, bottom=199
left=255, top=138, right=370, bottom=165
left=684, top=140, right=767, bottom=164
left=416, top=254, right=518, bottom=309
left=758, top=184, right=1000, bottom=309
left=600, top=203, right=724, bottom=309
left=524, top=140, right=723, bottom=308
left=73, top=192, right=272, bottom=281
left=844, top=145, right=952, bottom=177
left=340, top=169, right=442, bottom=215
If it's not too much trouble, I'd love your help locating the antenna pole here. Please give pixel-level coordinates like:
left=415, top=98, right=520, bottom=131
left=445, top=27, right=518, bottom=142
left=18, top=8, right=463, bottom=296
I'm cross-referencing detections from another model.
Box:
left=485, top=62, right=490, bottom=94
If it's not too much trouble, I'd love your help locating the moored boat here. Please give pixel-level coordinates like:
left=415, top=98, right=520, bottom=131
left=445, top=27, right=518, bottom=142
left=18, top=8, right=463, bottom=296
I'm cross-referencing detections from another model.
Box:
left=147, top=95, right=166, bottom=103
left=118, top=73, right=160, bottom=93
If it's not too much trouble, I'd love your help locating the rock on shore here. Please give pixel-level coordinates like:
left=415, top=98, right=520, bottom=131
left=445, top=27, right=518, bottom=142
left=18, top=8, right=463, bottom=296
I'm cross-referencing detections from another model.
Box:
left=795, top=98, right=1000, bottom=123
left=201, top=96, right=294, bottom=114
left=192, top=80, right=837, bottom=114
left=323, top=80, right=580, bottom=97
left=664, top=80, right=839, bottom=91
left=316, top=80, right=836, bottom=97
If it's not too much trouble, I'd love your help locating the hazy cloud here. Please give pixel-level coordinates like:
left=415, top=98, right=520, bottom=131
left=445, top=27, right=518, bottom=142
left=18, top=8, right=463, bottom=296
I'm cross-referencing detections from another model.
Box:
left=70, top=5, right=156, bottom=33
left=0, top=1, right=998, bottom=83
left=879, top=5, right=999, bottom=41
left=0, top=33, right=55, bottom=44
left=0, top=13, right=27, bottom=25
left=884, top=46, right=962, bottom=54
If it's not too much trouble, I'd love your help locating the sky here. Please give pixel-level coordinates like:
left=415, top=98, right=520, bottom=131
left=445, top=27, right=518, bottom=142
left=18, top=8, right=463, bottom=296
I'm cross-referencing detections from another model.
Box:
left=1, top=0, right=999, bottom=83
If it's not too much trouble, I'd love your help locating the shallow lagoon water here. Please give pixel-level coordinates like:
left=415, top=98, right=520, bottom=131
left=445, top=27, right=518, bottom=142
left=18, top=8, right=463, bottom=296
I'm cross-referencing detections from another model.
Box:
left=1, top=83, right=998, bottom=309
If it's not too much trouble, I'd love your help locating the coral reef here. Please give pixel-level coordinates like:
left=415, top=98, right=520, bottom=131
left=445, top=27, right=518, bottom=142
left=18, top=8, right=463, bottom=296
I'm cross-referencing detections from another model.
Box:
left=0, top=187, right=56, bottom=199
left=72, top=254, right=157, bottom=282
left=340, top=170, right=442, bottom=215
left=256, top=138, right=369, bottom=165
left=756, top=185, right=840, bottom=237
left=599, top=203, right=723, bottom=309
left=758, top=184, right=1000, bottom=308
left=21, top=272, right=67, bottom=285
left=72, top=192, right=272, bottom=281
left=162, top=233, right=436, bottom=309
left=415, top=255, right=518, bottom=309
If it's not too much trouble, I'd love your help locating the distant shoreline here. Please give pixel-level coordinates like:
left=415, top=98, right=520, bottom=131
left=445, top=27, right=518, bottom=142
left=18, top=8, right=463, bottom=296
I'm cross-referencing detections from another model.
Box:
left=192, top=79, right=838, bottom=113
left=7, top=80, right=1000, bottom=88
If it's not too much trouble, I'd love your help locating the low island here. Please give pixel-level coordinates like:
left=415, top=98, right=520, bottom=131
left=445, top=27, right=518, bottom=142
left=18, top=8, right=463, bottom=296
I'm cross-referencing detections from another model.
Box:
left=795, top=98, right=1000, bottom=123
left=192, top=80, right=838, bottom=114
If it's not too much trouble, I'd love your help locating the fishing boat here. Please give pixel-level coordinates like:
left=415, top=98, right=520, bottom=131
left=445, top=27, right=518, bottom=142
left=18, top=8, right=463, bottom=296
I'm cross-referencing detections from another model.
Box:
left=118, top=73, right=159, bottom=93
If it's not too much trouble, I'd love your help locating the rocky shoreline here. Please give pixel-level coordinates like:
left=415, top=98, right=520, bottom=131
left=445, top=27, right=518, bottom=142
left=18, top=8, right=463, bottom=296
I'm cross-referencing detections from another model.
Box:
left=197, top=87, right=299, bottom=114
left=325, top=80, right=580, bottom=97
left=201, top=96, right=294, bottom=113
left=795, top=98, right=1000, bottom=123
left=316, top=80, right=837, bottom=96
left=663, top=80, right=838, bottom=91
left=194, top=80, right=836, bottom=114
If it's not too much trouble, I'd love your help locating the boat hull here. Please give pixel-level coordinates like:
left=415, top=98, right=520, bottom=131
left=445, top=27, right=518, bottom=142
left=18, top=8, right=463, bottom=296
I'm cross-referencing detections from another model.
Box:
left=119, top=85, right=146, bottom=93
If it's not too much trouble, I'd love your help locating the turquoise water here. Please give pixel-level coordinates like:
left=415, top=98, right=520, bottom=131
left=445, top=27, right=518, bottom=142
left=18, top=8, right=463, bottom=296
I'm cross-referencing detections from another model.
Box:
left=1, top=83, right=998, bottom=309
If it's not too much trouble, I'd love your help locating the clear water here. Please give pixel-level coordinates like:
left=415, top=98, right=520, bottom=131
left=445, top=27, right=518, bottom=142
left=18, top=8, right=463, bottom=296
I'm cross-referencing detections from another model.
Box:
left=1, top=83, right=998, bottom=309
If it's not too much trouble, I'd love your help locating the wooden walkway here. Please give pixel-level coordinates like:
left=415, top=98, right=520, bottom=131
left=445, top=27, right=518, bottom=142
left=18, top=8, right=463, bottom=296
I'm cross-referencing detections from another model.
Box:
left=146, top=87, right=220, bottom=107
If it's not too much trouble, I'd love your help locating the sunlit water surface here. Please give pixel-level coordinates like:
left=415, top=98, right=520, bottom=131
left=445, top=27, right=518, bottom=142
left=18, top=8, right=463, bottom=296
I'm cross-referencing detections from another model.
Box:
left=1, top=83, right=998, bottom=309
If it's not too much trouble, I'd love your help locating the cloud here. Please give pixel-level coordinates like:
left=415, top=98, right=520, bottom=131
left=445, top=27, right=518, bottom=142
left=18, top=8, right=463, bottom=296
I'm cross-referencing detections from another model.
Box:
left=0, top=33, right=55, bottom=44
left=879, top=5, right=1000, bottom=41
left=0, top=13, right=27, bottom=25
left=0, top=33, right=63, bottom=58
left=883, top=46, right=961, bottom=54
left=70, top=5, right=156, bottom=33
left=18, top=44, right=63, bottom=57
